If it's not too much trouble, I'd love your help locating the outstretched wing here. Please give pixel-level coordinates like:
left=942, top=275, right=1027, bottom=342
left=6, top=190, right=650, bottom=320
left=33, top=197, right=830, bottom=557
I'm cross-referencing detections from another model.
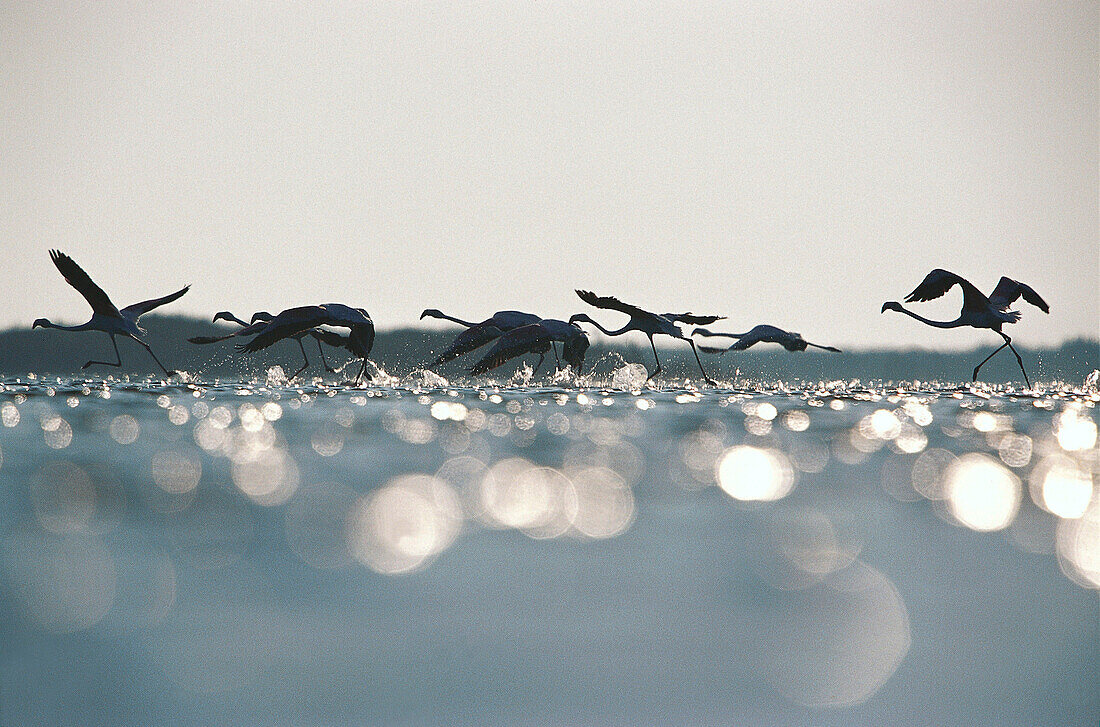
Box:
left=434, top=323, right=505, bottom=365
left=987, top=277, right=1050, bottom=313
left=469, top=324, right=550, bottom=375
left=575, top=290, right=649, bottom=319
left=48, top=250, right=119, bottom=316
left=238, top=319, right=319, bottom=353
left=310, top=328, right=348, bottom=349
left=489, top=311, right=542, bottom=329
left=236, top=306, right=328, bottom=353
left=121, top=285, right=190, bottom=321
left=188, top=331, right=239, bottom=345
left=191, top=317, right=271, bottom=345
left=661, top=312, right=726, bottom=325
left=903, top=269, right=989, bottom=313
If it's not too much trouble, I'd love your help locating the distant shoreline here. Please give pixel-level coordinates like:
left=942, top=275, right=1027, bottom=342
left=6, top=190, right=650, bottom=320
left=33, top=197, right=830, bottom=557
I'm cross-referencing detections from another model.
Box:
left=1, top=316, right=1096, bottom=384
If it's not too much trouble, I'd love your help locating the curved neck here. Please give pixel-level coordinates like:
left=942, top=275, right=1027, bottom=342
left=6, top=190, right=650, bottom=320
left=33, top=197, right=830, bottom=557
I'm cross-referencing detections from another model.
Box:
left=581, top=317, right=633, bottom=337
left=214, top=311, right=249, bottom=327
left=892, top=305, right=964, bottom=329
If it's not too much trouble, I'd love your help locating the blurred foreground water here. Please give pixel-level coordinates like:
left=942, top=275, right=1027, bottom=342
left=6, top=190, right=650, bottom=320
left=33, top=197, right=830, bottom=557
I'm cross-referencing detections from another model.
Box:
left=0, top=371, right=1097, bottom=726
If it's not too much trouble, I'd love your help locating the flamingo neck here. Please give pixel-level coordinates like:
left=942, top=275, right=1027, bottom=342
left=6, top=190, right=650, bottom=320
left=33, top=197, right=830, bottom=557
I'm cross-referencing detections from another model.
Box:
left=893, top=306, right=964, bottom=329
left=35, top=319, right=93, bottom=332
left=214, top=312, right=249, bottom=326
left=431, top=312, right=476, bottom=328
left=586, top=318, right=634, bottom=337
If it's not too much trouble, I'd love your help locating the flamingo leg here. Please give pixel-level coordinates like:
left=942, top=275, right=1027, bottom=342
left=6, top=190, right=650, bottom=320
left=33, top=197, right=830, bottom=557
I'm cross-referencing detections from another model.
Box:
left=288, top=338, right=311, bottom=381
left=135, top=338, right=177, bottom=378
left=1003, top=335, right=1032, bottom=389
left=316, top=338, right=336, bottom=373
left=971, top=339, right=1010, bottom=383
left=83, top=334, right=123, bottom=370
left=646, top=337, right=662, bottom=381
left=688, top=339, right=718, bottom=387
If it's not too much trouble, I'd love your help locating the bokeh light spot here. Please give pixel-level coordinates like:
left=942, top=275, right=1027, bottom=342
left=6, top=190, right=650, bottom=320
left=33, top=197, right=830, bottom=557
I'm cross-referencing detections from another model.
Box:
left=716, top=446, right=795, bottom=502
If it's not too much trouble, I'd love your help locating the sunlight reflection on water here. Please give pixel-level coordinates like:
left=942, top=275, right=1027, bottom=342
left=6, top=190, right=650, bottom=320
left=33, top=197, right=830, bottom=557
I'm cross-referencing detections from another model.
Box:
left=0, top=374, right=1097, bottom=722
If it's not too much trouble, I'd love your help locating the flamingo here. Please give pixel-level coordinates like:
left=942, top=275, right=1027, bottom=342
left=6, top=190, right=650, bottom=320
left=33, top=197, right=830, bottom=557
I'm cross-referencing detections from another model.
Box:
left=469, top=319, right=589, bottom=376
left=420, top=309, right=543, bottom=365
left=237, top=304, right=376, bottom=384
left=189, top=310, right=337, bottom=379
left=568, top=290, right=723, bottom=385
left=692, top=325, right=841, bottom=353
left=881, top=269, right=1049, bottom=387
left=32, top=250, right=188, bottom=377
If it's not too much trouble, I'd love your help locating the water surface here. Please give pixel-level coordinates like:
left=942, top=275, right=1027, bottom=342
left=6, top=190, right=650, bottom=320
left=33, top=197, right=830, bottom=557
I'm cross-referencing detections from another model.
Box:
left=1, top=373, right=1097, bottom=726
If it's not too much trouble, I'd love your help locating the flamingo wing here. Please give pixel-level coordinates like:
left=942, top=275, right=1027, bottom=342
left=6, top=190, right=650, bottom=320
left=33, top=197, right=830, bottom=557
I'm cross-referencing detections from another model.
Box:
left=575, top=290, right=650, bottom=319
left=661, top=312, right=726, bottom=325
left=320, top=303, right=372, bottom=326
left=988, top=277, right=1050, bottom=313
left=310, top=328, right=348, bottom=349
left=48, top=250, right=120, bottom=316
left=487, top=311, right=542, bottom=329
left=121, top=285, right=190, bottom=321
left=236, top=306, right=328, bottom=353
left=189, top=331, right=239, bottom=345
left=434, top=323, right=506, bottom=365
left=469, top=324, right=550, bottom=375
left=903, top=269, right=989, bottom=313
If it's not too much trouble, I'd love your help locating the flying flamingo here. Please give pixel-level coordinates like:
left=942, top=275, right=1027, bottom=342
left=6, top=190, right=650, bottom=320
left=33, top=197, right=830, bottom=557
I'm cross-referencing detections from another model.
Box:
left=189, top=310, right=337, bottom=379
left=469, top=319, right=589, bottom=376
left=33, top=250, right=188, bottom=377
left=881, top=269, right=1049, bottom=387
left=568, top=290, right=723, bottom=385
left=420, top=309, right=543, bottom=365
left=692, top=325, right=841, bottom=353
left=237, top=304, right=376, bottom=384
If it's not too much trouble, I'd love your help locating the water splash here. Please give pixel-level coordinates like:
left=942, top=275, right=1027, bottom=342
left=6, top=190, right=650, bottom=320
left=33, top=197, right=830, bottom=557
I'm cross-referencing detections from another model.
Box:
left=265, top=366, right=288, bottom=387
left=408, top=369, right=449, bottom=388
left=611, top=363, right=649, bottom=390
left=508, top=363, right=535, bottom=387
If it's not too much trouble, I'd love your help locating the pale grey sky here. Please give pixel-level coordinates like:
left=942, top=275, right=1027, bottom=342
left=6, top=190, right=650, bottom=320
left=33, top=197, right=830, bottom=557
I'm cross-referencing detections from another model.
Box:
left=2, top=2, right=1096, bottom=349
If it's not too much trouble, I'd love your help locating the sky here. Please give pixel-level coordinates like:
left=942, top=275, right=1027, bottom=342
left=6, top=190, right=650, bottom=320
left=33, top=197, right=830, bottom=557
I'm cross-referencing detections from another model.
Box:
left=1, top=2, right=1096, bottom=350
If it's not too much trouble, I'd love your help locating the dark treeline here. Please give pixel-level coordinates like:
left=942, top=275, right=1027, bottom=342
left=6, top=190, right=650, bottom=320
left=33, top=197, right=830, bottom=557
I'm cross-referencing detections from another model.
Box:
left=0, top=315, right=1096, bottom=385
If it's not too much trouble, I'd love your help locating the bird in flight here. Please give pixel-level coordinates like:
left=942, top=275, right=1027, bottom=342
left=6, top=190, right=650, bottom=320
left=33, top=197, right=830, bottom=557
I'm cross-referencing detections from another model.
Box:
left=881, top=269, right=1049, bottom=387
left=569, top=290, right=723, bottom=386
left=33, top=250, right=188, bottom=377
left=468, top=319, right=589, bottom=377
left=420, top=308, right=544, bottom=366
left=236, top=304, right=376, bottom=385
left=189, top=310, right=339, bottom=380
left=693, top=325, right=841, bottom=354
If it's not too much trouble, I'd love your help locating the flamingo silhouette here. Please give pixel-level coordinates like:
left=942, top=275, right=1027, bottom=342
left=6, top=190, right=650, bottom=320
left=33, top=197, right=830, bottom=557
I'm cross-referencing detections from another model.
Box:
left=33, top=250, right=188, bottom=377
left=236, top=304, right=376, bottom=384
left=881, top=269, right=1049, bottom=386
left=693, top=325, right=841, bottom=353
left=568, top=290, right=723, bottom=385
left=189, top=310, right=337, bottom=379
left=421, top=309, right=543, bottom=365
left=469, top=319, right=589, bottom=376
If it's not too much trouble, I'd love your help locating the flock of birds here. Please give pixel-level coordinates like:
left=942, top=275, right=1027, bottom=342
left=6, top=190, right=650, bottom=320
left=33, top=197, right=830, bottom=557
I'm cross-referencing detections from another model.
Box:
left=32, top=250, right=1050, bottom=387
